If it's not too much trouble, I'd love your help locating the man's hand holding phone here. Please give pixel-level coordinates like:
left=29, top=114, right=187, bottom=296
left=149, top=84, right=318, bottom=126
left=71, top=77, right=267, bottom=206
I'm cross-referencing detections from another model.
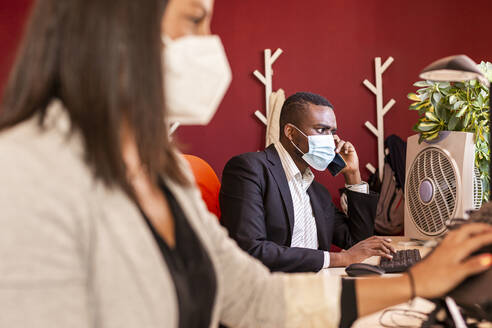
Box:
left=332, top=135, right=362, bottom=185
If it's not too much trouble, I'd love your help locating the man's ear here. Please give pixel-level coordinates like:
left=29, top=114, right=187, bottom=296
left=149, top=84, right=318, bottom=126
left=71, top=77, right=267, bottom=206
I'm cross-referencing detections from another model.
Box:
left=283, top=124, right=293, bottom=141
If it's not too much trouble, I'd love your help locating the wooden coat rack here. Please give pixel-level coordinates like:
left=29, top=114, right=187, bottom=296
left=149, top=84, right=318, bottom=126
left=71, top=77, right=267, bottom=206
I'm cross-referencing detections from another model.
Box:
left=363, top=56, right=396, bottom=181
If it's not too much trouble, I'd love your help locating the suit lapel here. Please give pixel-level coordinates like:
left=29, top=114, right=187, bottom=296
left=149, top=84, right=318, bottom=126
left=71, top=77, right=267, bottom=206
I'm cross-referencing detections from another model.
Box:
left=265, top=145, right=295, bottom=236
left=307, top=186, right=330, bottom=250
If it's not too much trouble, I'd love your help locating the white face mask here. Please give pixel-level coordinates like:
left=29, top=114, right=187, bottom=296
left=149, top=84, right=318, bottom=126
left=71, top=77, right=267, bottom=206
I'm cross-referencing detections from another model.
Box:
left=290, top=125, right=337, bottom=171
left=162, top=35, right=232, bottom=125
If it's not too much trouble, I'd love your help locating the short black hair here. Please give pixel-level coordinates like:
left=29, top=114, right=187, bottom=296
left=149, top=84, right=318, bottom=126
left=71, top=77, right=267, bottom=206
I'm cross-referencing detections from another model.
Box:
left=279, top=92, right=333, bottom=132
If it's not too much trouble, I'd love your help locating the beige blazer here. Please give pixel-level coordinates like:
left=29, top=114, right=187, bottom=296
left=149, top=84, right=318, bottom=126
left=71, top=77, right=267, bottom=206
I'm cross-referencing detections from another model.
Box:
left=0, top=101, right=342, bottom=328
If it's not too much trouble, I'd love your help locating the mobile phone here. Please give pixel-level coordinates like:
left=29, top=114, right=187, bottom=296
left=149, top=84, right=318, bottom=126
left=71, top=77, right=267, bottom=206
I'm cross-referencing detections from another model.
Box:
left=327, top=153, right=346, bottom=176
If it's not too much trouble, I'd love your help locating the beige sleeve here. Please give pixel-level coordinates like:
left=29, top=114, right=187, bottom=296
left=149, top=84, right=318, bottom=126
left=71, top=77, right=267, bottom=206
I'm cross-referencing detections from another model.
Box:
left=0, top=142, right=91, bottom=328
left=283, top=274, right=341, bottom=328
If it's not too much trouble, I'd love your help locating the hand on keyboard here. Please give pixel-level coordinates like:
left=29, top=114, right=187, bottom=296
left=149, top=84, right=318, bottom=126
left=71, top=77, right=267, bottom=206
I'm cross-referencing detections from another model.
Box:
left=343, top=236, right=396, bottom=265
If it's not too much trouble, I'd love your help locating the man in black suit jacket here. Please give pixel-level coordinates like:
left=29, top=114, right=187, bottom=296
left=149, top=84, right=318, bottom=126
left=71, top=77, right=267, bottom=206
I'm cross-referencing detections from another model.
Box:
left=220, top=92, right=395, bottom=273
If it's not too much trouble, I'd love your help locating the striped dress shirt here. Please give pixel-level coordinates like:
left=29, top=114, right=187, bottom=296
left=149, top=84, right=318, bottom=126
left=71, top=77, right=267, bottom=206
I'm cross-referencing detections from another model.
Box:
left=274, top=141, right=368, bottom=269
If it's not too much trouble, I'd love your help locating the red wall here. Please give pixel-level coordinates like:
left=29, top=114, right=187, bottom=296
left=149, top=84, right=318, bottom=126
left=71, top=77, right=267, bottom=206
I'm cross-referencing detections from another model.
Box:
left=2, top=0, right=492, bottom=201
left=176, top=0, right=492, bottom=201
left=0, top=0, right=32, bottom=93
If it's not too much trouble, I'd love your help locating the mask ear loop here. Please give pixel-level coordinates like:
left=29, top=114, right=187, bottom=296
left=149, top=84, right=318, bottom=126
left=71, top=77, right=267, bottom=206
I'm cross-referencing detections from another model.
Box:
left=287, top=124, right=308, bottom=155
left=290, top=139, right=305, bottom=155
left=289, top=124, right=308, bottom=138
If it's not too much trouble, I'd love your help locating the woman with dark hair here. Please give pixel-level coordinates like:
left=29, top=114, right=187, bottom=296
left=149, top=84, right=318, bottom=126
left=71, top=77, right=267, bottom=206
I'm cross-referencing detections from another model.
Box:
left=0, top=0, right=490, bottom=327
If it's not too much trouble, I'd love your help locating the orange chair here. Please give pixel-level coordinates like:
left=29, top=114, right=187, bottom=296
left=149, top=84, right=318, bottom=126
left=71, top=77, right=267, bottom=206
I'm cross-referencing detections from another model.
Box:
left=183, top=154, right=221, bottom=220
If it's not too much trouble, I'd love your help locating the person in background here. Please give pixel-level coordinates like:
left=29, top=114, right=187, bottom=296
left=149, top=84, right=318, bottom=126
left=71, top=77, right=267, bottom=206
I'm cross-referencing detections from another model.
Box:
left=220, top=92, right=394, bottom=272
left=0, top=1, right=490, bottom=328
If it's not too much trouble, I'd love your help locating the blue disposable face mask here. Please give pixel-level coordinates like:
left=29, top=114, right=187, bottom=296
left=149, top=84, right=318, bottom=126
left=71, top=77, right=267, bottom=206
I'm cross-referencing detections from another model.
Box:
left=289, top=125, right=336, bottom=171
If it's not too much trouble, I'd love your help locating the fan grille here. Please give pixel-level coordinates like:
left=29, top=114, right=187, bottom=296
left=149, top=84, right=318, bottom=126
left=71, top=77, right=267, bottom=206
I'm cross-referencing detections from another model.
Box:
left=407, top=147, right=456, bottom=236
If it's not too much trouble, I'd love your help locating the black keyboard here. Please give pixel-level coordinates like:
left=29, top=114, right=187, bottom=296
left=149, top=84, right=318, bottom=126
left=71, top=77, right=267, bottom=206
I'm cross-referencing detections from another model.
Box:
left=379, top=249, right=421, bottom=273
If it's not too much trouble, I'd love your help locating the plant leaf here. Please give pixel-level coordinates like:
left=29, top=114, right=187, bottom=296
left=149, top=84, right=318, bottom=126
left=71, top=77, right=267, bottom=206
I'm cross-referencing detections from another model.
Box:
left=431, top=93, right=443, bottom=119
left=410, top=101, right=428, bottom=111
left=418, top=107, right=428, bottom=116
left=426, top=131, right=440, bottom=140
left=438, top=82, right=451, bottom=89
left=449, top=95, right=457, bottom=104
left=453, top=100, right=465, bottom=110
left=419, top=92, right=430, bottom=101
left=425, top=111, right=440, bottom=122
left=456, top=104, right=468, bottom=118
left=418, top=133, right=426, bottom=144
left=407, top=93, right=421, bottom=102
left=433, top=92, right=442, bottom=104
left=448, top=114, right=459, bottom=130
left=414, top=81, right=430, bottom=87
left=417, top=121, right=439, bottom=132
left=463, top=112, right=471, bottom=127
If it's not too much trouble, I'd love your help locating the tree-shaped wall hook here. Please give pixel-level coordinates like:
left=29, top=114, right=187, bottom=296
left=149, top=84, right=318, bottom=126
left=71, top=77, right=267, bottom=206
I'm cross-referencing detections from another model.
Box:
left=169, top=122, right=180, bottom=135
left=363, top=56, right=396, bottom=181
left=253, top=48, right=283, bottom=125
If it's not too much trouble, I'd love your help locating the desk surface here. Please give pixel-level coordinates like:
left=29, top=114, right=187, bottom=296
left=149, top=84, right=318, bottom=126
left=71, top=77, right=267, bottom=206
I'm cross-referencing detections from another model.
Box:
left=321, top=237, right=491, bottom=328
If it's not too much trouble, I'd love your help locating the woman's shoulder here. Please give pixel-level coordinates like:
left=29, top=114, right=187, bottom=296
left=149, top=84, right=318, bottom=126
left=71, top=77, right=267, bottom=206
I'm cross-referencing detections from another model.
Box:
left=0, top=108, right=93, bottom=193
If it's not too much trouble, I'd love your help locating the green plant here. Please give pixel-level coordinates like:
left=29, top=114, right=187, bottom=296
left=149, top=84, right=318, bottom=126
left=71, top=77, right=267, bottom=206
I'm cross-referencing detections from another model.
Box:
left=408, top=61, right=492, bottom=202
